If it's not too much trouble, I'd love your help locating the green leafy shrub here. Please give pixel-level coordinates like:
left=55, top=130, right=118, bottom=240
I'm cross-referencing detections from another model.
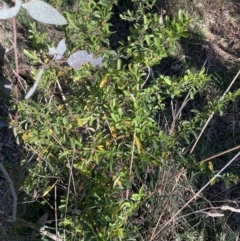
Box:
left=17, top=1, right=206, bottom=240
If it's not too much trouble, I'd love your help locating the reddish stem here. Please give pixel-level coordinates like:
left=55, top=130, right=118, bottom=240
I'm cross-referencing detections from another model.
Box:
left=12, top=0, right=19, bottom=122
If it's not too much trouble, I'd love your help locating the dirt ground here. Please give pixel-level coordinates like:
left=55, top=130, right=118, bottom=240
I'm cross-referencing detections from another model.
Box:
left=203, top=0, right=240, bottom=69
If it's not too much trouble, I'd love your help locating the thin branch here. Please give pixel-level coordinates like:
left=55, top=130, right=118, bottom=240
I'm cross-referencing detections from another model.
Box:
left=54, top=185, right=58, bottom=241
left=56, top=79, right=66, bottom=102
left=169, top=93, right=190, bottom=135
left=126, top=131, right=136, bottom=200
left=12, top=1, right=19, bottom=123
left=199, top=144, right=240, bottom=164
left=141, top=67, right=152, bottom=89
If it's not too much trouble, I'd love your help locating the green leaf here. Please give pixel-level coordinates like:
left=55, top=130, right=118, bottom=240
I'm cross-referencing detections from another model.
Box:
left=65, top=12, right=79, bottom=29
left=163, top=76, right=172, bottom=86
left=145, top=34, right=151, bottom=46
left=23, top=49, right=40, bottom=62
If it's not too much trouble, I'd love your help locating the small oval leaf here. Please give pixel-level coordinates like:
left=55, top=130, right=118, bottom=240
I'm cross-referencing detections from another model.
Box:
left=0, top=0, right=22, bottom=19
left=48, top=47, right=57, bottom=56
left=22, top=0, right=67, bottom=25
left=67, top=50, right=103, bottom=69
left=48, top=39, right=67, bottom=60
left=56, top=39, right=66, bottom=59
left=164, top=76, right=172, bottom=86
